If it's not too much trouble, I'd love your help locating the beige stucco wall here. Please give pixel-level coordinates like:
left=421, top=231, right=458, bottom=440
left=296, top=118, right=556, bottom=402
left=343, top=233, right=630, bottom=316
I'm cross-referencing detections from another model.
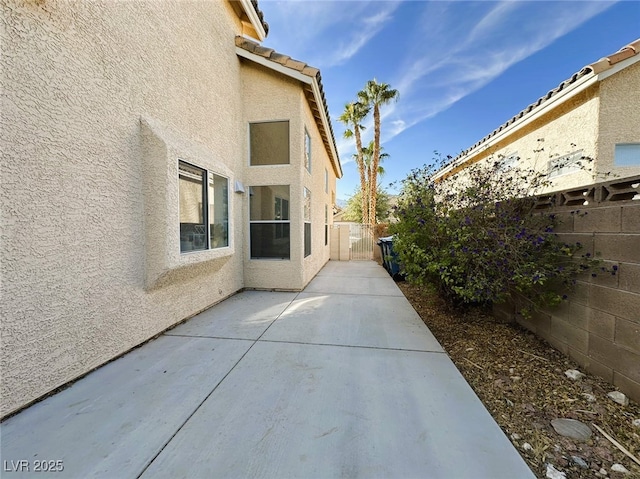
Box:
left=301, top=88, right=336, bottom=286
left=0, top=0, right=248, bottom=417
left=461, top=87, right=600, bottom=193
left=240, top=61, right=336, bottom=290
left=450, top=62, right=640, bottom=192
left=597, top=61, right=640, bottom=177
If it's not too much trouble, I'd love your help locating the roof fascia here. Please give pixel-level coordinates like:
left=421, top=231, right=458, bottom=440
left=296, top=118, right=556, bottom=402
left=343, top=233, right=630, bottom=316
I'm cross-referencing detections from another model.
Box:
left=237, top=0, right=266, bottom=41
left=596, top=53, right=640, bottom=81
left=237, top=47, right=309, bottom=84
left=433, top=73, right=597, bottom=181
left=310, top=80, right=342, bottom=178
left=236, top=47, right=343, bottom=178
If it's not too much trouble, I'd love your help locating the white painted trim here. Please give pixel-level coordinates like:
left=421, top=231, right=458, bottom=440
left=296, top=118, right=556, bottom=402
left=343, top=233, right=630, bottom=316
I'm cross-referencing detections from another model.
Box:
left=434, top=73, right=598, bottom=180
left=238, top=0, right=266, bottom=41
left=310, top=80, right=342, bottom=177
left=236, top=48, right=311, bottom=84
left=596, top=53, right=640, bottom=81
left=435, top=54, right=640, bottom=180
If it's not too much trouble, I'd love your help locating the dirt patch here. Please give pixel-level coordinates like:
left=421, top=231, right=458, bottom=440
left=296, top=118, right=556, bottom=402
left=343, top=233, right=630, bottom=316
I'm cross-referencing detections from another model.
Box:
left=398, top=282, right=640, bottom=479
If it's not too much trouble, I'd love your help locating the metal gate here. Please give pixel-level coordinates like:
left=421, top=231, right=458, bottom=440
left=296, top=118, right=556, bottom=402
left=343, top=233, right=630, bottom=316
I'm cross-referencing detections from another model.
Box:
left=348, top=223, right=374, bottom=260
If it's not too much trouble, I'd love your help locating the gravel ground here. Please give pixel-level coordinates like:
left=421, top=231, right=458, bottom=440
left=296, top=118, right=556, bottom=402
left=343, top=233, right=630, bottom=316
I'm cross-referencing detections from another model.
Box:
left=398, top=281, right=640, bottom=479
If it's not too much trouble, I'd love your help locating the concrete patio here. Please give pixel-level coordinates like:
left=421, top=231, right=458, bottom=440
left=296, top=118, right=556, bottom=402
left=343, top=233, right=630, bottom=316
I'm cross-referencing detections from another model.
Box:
left=1, top=261, right=534, bottom=478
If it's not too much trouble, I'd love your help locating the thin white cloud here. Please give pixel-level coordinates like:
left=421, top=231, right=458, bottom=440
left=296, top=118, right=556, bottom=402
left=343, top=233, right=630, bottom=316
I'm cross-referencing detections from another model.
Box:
left=263, top=0, right=617, bottom=170
left=317, top=3, right=401, bottom=67
left=381, top=1, right=616, bottom=144
left=466, top=1, right=520, bottom=43
left=260, top=1, right=400, bottom=68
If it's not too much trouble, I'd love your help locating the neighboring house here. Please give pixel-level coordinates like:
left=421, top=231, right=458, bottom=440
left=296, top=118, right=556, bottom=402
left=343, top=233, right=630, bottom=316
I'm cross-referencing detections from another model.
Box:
left=433, top=39, right=640, bottom=191
left=333, top=207, right=346, bottom=223
left=0, top=0, right=341, bottom=418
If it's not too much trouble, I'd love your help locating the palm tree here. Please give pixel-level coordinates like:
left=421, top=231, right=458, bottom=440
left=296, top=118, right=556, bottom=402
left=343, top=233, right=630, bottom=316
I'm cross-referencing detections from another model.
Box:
left=339, top=101, right=370, bottom=224
left=360, top=141, right=389, bottom=222
left=358, top=79, right=398, bottom=224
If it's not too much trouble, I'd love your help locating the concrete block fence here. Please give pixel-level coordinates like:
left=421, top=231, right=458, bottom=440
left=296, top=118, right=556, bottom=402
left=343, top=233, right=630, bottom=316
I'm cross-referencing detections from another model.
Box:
left=494, top=175, right=640, bottom=403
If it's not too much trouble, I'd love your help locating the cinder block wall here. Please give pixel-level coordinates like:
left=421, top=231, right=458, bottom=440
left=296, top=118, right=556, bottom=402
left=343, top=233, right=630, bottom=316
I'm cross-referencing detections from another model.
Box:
left=495, top=176, right=640, bottom=403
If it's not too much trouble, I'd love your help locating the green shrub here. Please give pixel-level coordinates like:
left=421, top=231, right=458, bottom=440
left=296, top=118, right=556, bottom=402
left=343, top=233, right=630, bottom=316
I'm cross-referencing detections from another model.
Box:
left=389, top=155, right=599, bottom=312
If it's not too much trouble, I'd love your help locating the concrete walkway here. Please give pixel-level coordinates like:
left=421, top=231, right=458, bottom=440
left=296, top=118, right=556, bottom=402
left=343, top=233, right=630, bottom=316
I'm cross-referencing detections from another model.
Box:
left=1, top=261, right=534, bottom=478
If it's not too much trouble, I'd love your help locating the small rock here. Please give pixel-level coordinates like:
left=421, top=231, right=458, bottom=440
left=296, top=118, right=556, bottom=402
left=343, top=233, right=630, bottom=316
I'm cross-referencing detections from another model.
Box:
left=551, top=418, right=592, bottom=441
left=571, top=456, right=588, bottom=469
left=593, top=446, right=613, bottom=462
left=546, top=463, right=566, bottom=479
left=509, top=367, right=515, bottom=374
left=522, top=442, right=533, bottom=451
left=511, top=376, right=521, bottom=381
left=611, top=464, right=629, bottom=474
left=511, top=433, right=522, bottom=440
left=565, top=369, right=585, bottom=380
left=582, top=393, right=596, bottom=403
left=600, top=468, right=608, bottom=475
left=607, top=391, right=629, bottom=406
left=632, top=418, right=640, bottom=429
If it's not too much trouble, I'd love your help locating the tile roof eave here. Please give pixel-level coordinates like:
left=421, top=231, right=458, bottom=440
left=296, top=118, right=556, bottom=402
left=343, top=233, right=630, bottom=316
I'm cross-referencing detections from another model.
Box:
left=235, top=0, right=269, bottom=41
left=235, top=36, right=343, bottom=179
left=433, top=38, right=640, bottom=181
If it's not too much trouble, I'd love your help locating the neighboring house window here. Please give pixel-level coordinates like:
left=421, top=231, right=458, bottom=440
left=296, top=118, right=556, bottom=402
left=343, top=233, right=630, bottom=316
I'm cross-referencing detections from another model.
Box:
left=548, top=150, right=584, bottom=178
left=614, top=143, right=640, bottom=166
left=179, top=161, right=229, bottom=253
left=499, top=153, right=519, bottom=170
left=304, top=129, right=311, bottom=173
left=250, top=121, right=289, bottom=165
left=304, top=188, right=311, bottom=257
left=325, top=204, right=328, bottom=246
left=324, top=168, right=329, bottom=193
left=250, top=185, right=290, bottom=259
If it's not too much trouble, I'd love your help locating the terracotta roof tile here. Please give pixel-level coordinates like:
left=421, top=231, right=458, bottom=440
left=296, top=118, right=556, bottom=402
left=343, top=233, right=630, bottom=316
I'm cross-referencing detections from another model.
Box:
left=284, top=58, right=307, bottom=71
left=235, top=36, right=341, bottom=175
left=607, top=48, right=635, bottom=64
left=250, top=0, right=269, bottom=36
left=269, top=52, right=291, bottom=65
left=301, top=65, right=320, bottom=77
left=590, top=58, right=611, bottom=74
left=445, top=39, right=640, bottom=168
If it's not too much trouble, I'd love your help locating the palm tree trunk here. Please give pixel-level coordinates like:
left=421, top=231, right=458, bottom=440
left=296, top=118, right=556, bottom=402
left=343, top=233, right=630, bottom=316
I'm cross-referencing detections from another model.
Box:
left=369, top=106, right=381, bottom=224
left=354, top=128, right=368, bottom=225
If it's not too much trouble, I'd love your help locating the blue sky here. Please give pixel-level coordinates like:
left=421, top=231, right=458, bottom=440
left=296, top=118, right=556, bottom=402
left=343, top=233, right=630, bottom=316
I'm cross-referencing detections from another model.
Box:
left=258, top=1, right=640, bottom=200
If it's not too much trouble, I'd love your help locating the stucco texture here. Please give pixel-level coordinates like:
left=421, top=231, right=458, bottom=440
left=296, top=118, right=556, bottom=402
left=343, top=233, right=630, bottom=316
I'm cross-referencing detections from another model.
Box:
left=240, top=61, right=335, bottom=290
left=597, top=61, right=640, bottom=177
left=464, top=88, right=600, bottom=192
left=451, top=60, right=640, bottom=192
left=1, top=0, right=247, bottom=417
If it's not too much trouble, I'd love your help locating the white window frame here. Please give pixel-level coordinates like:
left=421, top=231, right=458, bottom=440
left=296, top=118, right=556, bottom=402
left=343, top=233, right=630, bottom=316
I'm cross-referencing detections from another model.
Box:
left=548, top=150, right=584, bottom=179
left=614, top=143, right=640, bottom=167
left=499, top=152, right=519, bottom=171
left=325, top=168, right=329, bottom=193
left=249, top=185, right=291, bottom=260
left=249, top=120, right=290, bottom=166
left=324, top=204, right=329, bottom=246
left=304, top=128, right=312, bottom=173
left=304, top=187, right=311, bottom=257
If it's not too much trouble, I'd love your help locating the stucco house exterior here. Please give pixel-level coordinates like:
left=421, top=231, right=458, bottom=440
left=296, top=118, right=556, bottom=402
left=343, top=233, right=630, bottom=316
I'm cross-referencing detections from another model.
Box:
left=433, top=39, right=640, bottom=191
left=1, top=0, right=341, bottom=418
